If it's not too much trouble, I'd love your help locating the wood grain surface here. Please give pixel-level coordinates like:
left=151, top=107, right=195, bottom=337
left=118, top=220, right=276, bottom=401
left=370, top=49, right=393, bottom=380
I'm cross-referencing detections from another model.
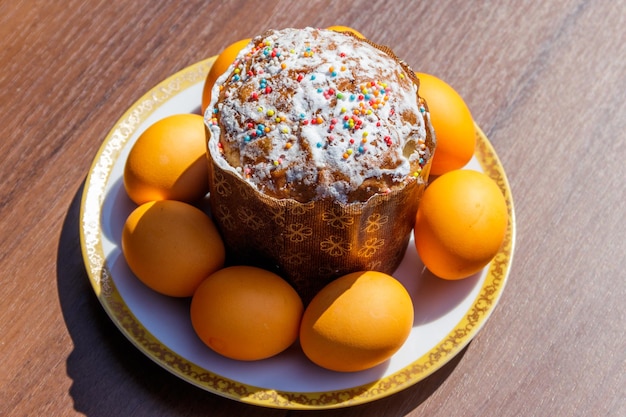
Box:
left=1, top=1, right=625, bottom=416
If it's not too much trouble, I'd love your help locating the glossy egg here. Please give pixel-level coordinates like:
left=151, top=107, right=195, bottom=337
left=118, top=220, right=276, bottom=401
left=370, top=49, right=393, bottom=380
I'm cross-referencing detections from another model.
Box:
left=416, top=72, right=476, bottom=176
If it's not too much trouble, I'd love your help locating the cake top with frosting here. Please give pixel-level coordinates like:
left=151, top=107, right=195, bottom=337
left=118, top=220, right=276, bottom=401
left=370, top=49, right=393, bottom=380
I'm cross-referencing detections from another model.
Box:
left=206, top=27, right=434, bottom=203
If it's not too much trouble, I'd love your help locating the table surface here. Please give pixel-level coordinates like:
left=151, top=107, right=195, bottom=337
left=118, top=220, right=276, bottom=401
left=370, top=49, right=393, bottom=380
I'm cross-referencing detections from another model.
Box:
left=2, top=1, right=625, bottom=416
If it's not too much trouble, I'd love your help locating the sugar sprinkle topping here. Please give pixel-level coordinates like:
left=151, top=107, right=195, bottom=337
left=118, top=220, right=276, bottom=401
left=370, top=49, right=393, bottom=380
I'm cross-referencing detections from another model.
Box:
left=206, top=27, right=434, bottom=202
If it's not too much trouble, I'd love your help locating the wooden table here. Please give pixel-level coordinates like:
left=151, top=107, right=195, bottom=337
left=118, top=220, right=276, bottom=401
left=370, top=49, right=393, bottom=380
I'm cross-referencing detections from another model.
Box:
left=2, top=1, right=625, bottom=415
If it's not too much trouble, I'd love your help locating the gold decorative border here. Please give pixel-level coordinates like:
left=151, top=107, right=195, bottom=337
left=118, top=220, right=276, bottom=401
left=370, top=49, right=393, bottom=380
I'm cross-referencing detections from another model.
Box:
left=79, top=58, right=516, bottom=410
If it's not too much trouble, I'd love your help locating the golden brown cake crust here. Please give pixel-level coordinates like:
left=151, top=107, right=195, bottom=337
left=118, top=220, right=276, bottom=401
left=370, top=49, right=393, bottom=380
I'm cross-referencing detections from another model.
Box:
left=207, top=27, right=435, bottom=203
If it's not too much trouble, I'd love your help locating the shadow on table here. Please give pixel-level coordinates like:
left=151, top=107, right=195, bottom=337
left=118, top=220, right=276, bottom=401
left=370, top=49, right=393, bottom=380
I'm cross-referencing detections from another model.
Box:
left=57, top=182, right=467, bottom=417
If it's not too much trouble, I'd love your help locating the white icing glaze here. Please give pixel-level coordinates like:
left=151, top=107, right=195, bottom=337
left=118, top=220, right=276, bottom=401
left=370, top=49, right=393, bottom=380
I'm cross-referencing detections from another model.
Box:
left=206, top=27, right=433, bottom=203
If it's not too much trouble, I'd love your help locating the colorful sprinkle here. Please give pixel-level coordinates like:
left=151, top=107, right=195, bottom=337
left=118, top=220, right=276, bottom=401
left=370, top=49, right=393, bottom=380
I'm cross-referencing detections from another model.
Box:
left=213, top=29, right=425, bottom=188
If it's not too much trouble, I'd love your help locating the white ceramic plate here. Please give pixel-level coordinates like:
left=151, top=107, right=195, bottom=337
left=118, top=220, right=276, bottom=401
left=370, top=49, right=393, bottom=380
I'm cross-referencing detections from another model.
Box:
left=79, top=57, right=516, bottom=410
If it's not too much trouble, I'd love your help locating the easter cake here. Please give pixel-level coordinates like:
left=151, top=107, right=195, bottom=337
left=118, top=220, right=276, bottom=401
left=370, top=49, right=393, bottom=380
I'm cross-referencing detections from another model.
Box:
left=205, top=27, right=436, bottom=301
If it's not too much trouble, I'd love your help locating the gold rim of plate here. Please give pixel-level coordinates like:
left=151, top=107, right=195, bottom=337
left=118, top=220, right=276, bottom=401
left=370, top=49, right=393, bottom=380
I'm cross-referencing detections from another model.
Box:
left=79, top=57, right=516, bottom=410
